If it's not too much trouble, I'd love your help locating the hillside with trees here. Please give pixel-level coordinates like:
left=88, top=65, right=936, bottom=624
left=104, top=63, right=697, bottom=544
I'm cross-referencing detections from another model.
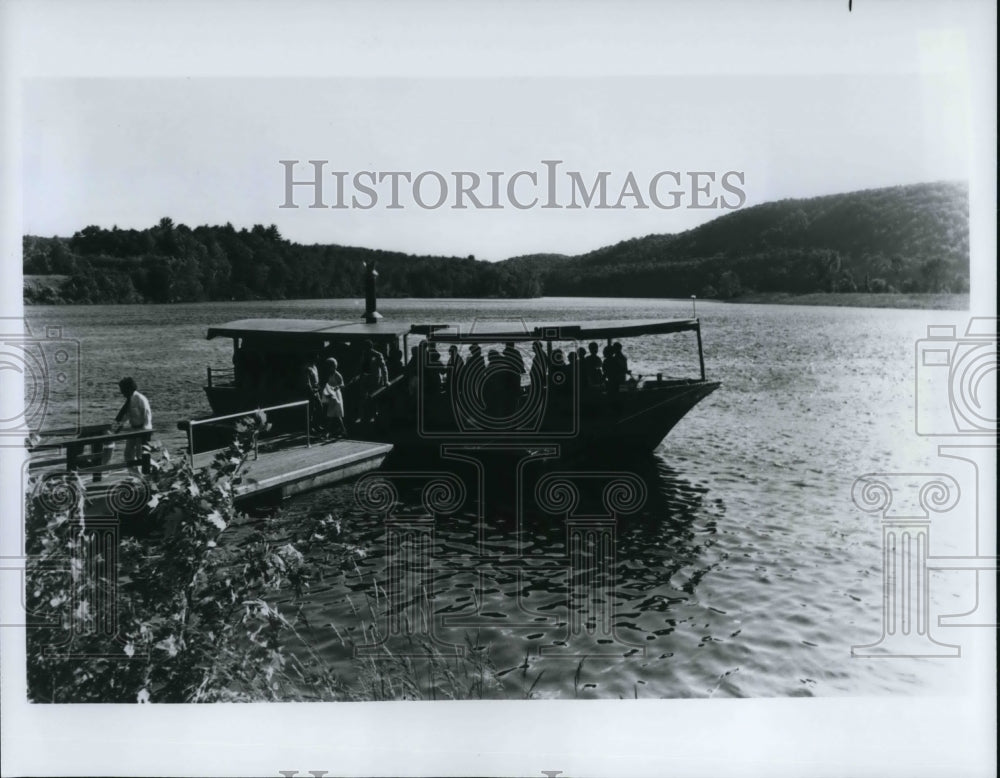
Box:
left=521, top=180, right=969, bottom=298
left=22, top=221, right=542, bottom=304
left=23, top=181, right=967, bottom=304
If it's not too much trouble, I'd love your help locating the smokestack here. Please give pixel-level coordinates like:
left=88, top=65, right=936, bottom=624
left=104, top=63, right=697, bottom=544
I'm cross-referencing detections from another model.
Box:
left=362, top=260, right=383, bottom=323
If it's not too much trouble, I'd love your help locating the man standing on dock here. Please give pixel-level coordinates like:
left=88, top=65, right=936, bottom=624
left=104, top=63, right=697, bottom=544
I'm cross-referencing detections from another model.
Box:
left=113, top=377, right=152, bottom=474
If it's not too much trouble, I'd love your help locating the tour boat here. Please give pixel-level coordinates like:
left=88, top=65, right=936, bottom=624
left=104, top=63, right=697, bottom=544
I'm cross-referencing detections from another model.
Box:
left=197, top=315, right=719, bottom=456
left=190, top=262, right=720, bottom=456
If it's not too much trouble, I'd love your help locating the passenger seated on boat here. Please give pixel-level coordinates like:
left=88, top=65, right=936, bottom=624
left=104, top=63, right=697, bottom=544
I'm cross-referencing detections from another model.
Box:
left=454, top=343, right=486, bottom=417
left=501, top=342, right=526, bottom=410
left=446, top=345, right=464, bottom=390
left=616, top=342, right=632, bottom=386
left=503, top=341, right=525, bottom=376
left=320, top=358, right=348, bottom=438
left=583, top=341, right=605, bottom=391
left=387, top=345, right=404, bottom=381
left=422, top=346, right=445, bottom=396
left=484, top=349, right=508, bottom=416
left=355, top=340, right=379, bottom=381
left=358, top=344, right=388, bottom=424
left=604, top=342, right=629, bottom=394
left=529, top=340, right=548, bottom=392
left=466, top=343, right=486, bottom=378
left=406, top=345, right=420, bottom=396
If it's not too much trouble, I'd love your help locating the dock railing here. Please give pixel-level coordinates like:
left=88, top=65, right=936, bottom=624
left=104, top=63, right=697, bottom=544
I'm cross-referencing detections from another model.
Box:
left=27, top=428, right=154, bottom=481
left=184, top=399, right=312, bottom=466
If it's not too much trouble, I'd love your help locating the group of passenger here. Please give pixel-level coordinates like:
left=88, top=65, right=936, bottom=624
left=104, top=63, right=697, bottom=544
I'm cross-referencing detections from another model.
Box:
left=261, top=336, right=634, bottom=439
left=546, top=341, right=632, bottom=394
left=296, top=339, right=401, bottom=439
left=411, top=339, right=632, bottom=416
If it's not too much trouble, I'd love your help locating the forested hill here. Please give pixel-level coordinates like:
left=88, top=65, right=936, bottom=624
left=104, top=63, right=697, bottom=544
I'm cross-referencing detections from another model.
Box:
left=22, top=222, right=544, bottom=304
left=512, top=180, right=969, bottom=297
left=23, top=181, right=968, bottom=304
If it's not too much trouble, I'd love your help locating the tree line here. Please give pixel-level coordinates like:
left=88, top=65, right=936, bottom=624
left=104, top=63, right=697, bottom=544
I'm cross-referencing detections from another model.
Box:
left=23, top=181, right=968, bottom=304
left=22, top=219, right=543, bottom=304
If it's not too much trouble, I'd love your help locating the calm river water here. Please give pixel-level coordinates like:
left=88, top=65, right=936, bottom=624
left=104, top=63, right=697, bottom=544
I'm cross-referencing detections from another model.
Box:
left=24, top=297, right=983, bottom=698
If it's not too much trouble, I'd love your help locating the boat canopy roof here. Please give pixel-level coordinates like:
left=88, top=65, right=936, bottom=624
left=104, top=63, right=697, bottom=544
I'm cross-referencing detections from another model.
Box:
left=426, top=318, right=701, bottom=343
left=206, top=319, right=430, bottom=342
left=207, top=317, right=699, bottom=345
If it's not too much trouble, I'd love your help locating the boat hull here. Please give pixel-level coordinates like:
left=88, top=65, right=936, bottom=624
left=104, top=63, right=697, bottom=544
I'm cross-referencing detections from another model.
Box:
left=204, top=378, right=720, bottom=456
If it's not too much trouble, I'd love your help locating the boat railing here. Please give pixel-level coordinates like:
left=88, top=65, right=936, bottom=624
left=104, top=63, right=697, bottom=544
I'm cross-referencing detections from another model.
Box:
left=184, top=399, right=312, bottom=465
left=27, top=428, right=155, bottom=481
left=206, top=365, right=236, bottom=388
left=369, top=374, right=407, bottom=400
left=426, top=318, right=709, bottom=384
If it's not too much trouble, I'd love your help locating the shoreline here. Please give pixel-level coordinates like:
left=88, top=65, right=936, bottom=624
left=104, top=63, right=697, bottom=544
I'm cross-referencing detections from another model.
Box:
left=723, top=291, right=969, bottom=311
left=23, top=291, right=971, bottom=311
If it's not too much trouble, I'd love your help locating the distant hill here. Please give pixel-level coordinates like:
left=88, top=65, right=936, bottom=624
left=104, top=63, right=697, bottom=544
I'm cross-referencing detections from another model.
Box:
left=516, top=180, right=969, bottom=297
left=23, top=181, right=967, bottom=304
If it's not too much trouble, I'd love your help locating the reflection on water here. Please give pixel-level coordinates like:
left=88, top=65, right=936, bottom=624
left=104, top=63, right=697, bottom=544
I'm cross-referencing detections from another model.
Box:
left=280, top=451, right=726, bottom=698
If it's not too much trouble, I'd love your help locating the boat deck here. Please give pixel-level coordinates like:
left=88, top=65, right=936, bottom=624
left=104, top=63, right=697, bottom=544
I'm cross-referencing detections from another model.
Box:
left=195, top=437, right=393, bottom=503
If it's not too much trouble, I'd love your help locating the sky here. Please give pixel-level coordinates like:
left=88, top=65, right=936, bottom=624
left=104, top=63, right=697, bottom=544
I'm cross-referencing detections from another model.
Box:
left=22, top=72, right=972, bottom=260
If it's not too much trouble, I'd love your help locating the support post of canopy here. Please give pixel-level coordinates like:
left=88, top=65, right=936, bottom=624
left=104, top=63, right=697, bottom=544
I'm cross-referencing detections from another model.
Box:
left=362, top=261, right=383, bottom=323
left=695, top=320, right=706, bottom=382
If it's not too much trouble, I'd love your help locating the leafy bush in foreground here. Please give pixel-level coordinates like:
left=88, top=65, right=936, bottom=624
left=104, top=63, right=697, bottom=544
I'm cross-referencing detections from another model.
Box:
left=25, top=418, right=503, bottom=702
left=27, top=417, right=310, bottom=701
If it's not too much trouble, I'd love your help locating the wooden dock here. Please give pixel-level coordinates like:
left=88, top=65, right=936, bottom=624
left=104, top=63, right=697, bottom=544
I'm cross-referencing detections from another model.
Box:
left=195, top=438, right=393, bottom=503
left=30, top=430, right=392, bottom=517
left=30, top=400, right=393, bottom=519
left=179, top=400, right=395, bottom=502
